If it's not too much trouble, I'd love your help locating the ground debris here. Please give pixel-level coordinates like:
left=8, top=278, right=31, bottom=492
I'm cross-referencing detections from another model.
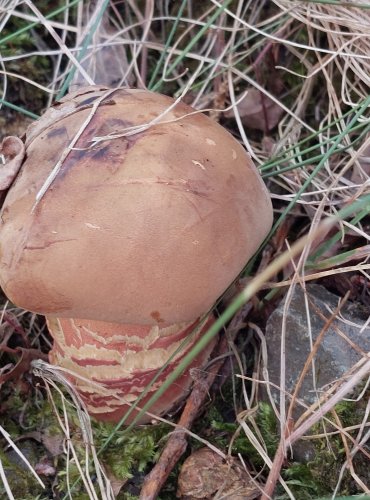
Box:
left=177, top=447, right=260, bottom=499
left=224, top=88, right=283, bottom=132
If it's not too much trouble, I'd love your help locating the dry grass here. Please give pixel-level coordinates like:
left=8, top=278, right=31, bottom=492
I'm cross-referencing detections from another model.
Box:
left=0, top=0, right=370, bottom=498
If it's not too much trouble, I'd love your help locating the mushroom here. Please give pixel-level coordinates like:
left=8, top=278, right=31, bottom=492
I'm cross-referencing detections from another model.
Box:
left=0, top=86, right=273, bottom=423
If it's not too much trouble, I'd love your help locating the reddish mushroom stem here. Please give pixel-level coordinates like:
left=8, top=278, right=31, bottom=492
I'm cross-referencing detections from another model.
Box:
left=47, top=315, right=216, bottom=423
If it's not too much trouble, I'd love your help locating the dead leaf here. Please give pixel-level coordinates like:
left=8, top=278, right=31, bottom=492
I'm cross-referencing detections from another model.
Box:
left=225, top=88, right=283, bottom=132
left=0, top=347, right=48, bottom=384
left=177, top=447, right=261, bottom=499
left=34, top=457, right=56, bottom=477
left=41, top=431, right=65, bottom=457
left=104, top=464, right=128, bottom=496
left=13, top=430, right=64, bottom=458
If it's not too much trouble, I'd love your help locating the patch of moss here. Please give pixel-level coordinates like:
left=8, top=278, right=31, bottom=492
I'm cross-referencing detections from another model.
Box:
left=0, top=442, right=45, bottom=499
left=0, top=380, right=173, bottom=498
left=279, top=462, right=328, bottom=499
left=94, top=420, right=171, bottom=481
left=210, top=401, right=279, bottom=465
left=309, top=387, right=369, bottom=495
left=276, top=385, right=370, bottom=499
left=54, top=419, right=172, bottom=497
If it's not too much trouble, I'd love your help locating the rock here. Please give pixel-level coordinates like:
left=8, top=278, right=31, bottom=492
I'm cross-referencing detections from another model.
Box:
left=1, top=440, right=43, bottom=497
left=265, top=284, right=370, bottom=415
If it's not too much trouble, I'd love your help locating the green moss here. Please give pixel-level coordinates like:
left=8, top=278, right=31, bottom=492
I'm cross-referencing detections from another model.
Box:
left=54, top=419, right=171, bottom=496
left=0, top=445, right=44, bottom=498
left=118, top=494, right=139, bottom=500
left=94, top=421, right=170, bottom=480
left=196, top=401, right=279, bottom=467
left=276, top=385, right=370, bottom=499
left=280, top=462, right=328, bottom=499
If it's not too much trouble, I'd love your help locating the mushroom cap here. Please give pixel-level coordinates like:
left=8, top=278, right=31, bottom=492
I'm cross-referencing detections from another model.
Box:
left=0, top=87, right=272, bottom=325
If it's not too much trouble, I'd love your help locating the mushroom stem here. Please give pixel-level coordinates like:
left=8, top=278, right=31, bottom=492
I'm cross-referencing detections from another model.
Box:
left=47, top=315, right=216, bottom=423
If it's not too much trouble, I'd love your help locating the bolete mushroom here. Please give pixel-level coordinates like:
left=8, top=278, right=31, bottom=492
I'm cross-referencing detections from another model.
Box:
left=0, top=87, right=272, bottom=423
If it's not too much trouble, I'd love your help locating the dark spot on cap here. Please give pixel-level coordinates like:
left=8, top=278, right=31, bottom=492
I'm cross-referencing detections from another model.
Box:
left=92, top=119, right=130, bottom=140
left=54, top=148, right=86, bottom=181
left=47, top=126, right=68, bottom=139
left=67, top=149, right=86, bottom=163
left=150, top=311, right=165, bottom=324
left=227, top=174, right=237, bottom=187
left=101, top=97, right=116, bottom=106
left=91, top=145, right=110, bottom=161
left=78, top=95, right=100, bottom=107
left=106, top=118, right=133, bottom=128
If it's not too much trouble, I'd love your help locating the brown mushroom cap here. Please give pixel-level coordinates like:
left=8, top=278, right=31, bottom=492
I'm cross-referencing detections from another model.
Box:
left=0, top=87, right=272, bottom=325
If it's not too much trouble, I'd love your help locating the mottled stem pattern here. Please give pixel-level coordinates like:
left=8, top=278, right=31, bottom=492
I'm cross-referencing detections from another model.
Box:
left=47, top=315, right=216, bottom=423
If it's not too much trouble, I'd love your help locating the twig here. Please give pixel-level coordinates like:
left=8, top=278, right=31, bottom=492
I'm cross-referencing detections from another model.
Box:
left=139, top=304, right=252, bottom=500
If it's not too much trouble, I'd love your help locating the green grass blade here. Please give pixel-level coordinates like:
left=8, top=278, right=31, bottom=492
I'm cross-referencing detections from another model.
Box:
left=56, top=0, right=111, bottom=98
left=151, top=0, right=233, bottom=92
left=0, top=0, right=82, bottom=46
left=148, top=0, right=188, bottom=90
left=0, top=99, right=39, bottom=119
left=267, top=96, right=370, bottom=241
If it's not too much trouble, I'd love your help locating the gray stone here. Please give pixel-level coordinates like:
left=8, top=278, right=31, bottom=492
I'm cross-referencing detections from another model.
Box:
left=1, top=440, right=42, bottom=497
left=265, top=284, right=370, bottom=415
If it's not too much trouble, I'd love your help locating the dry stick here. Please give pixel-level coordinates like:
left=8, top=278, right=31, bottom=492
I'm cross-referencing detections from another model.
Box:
left=139, top=347, right=223, bottom=500
left=264, top=263, right=370, bottom=290
left=139, top=304, right=252, bottom=500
